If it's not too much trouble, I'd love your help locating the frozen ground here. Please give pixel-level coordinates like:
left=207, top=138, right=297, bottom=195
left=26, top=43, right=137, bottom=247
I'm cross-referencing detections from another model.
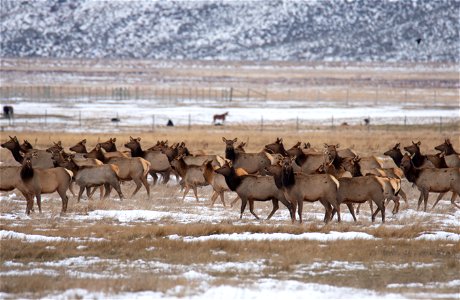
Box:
left=1, top=97, right=458, bottom=133
left=1, top=182, right=459, bottom=299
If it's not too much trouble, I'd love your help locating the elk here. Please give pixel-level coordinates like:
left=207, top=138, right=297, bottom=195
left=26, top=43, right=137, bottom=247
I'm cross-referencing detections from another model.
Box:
left=340, top=156, right=402, bottom=216
left=170, top=155, right=208, bottom=202
left=124, top=137, right=172, bottom=185
left=400, top=153, right=460, bottom=211
left=1, top=136, right=54, bottom=168
left=203, top=160, right=242, bottom=207
left=85, top=144, right=151, bottom=198
left=0, top=166, right=38, bottom=214
left=435, top=139, right=460, bottom=168
left=266, top=158, right=341, bottom=224
left=19, top=153, right=73, bottom=214
left=99, top=138, right=130, bottom=158
left=223, top=137, right=274, bottom=174
left=264, top=138, right=289, bottom=156
left=215, top=162, right=294, bottom=221
left=403, top=141, right=441, bottom=168
left=176, top=142, right=225, bottom=168
left=45, top=141, right=64, bottom=154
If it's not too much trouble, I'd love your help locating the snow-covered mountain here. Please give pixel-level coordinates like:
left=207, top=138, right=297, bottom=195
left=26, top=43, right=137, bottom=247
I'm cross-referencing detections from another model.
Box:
left=1, top=0, right=459, bottom=62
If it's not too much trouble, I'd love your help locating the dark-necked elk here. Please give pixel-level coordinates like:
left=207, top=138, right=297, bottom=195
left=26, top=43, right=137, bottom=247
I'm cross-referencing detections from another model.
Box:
left=403, top=141, right=441, bottom=168
left=1, top=136, right=54, bottom=168
left=203, top=160, right=242, bottom=207
left=85, top=143, right=151, bottom=198
left=99, top=138, right=130, bottom=158
left=223, top=137, right=274, bottom=174
left=0, top=166, right=39, bottom=214
left=18, top=153, right=73, bottom=214
left=400, top=153, right=460, bottom=211
left=264, top=138, right=289, bottom=157
left=435, top=139, right=460, bottom=168
left=215, top=162, right=294, bottom=221
left=125, top=137, right=173, bottom=185
left=340, top=156, right=402, bottom=216
left=266, top=158, right=341, bottom=224
left=170, top=155, right=208, bottom=202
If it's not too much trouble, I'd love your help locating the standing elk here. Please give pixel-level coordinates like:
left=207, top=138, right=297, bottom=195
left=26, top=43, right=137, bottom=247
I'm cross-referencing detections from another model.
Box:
left=435, top=139, right=460, bottom=168
left=400, top=153, right=460, bottom=211
left=170, top=155, right=208, bottom=202
left=223, top=137, right=274, bottom=174
left=403, top=141, right=441, bottom=168
left=1, top=136, right=54, bottom=168
left=213, top=112, right=229, bottom=125
left=215, top=162, right=294, bottom=221
left=203, top=160, right=242, bottom=207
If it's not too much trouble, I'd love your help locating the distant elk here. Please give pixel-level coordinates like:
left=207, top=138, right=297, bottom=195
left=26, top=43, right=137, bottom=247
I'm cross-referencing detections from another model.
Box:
left=213, top=112, right=229, bottom=125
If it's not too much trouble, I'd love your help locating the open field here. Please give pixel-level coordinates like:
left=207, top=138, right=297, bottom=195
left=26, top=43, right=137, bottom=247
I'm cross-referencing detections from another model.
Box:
left=1, top=127, right=460, bottom=299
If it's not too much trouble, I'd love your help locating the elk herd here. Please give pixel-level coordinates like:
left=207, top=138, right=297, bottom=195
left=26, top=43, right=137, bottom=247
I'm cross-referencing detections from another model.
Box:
left=1, top=135, right=459, bottom=224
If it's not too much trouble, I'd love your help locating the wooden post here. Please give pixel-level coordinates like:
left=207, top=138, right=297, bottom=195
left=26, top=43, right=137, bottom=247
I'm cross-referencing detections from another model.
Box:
left=296, top=116, right=299, bottom=131
left=229, top=87, right=233, bottom=102
left=152, top=115, right=155, bottom=132
left=260, top=115, right=264, bottom=132
left=188, top=114, right=191, bottom=131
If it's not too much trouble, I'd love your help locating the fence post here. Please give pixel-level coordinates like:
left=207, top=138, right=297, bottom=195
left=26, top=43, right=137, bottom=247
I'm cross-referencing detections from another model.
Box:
left=260, top=115, right=264, bottom=132
left=404, top=115, right=407, bottom=127
left=346, top=88, right=349, bottom=106
left=331, top=115, right=334, bottom=129
left=296, top=116, right=299, bottom=131
left=229, top=87, right=233, bottom=102
left=45, top=109, right=47, bottom=126
left=440, top=116, right=442, bottom=132
left=152, top=115, right=155, bottom=132
left=188, top=114, right=191, bottom=131
left=79, top=111, right=81, bottom=128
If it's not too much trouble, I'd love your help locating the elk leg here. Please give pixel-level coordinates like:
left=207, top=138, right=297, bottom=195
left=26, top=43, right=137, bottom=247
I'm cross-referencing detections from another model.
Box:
left=77, top=186, right=85, bottom=203
left=240, top=197, right=248, bottom=219
left=182, top=186, right=190, bottom=201
left=141, top=175, right=150, bottom=198
left=57, top=189, right=69, bottom=213
left=399, top=188, right=408, bottom=207
left=130, top=178, right=143, bottom=198
left=368, top=199, right=374, bottom=215
left=346, top=203, right=357, bottom=222
left=192, top=186, right=200, bottom=202
left=209, top=191, right=218, bottom=206
left=266, top=199, right=279, bottom=220
left=161, top=170, right=171, bottom=184
left=417, top=190, right=424, bottom=211
left=68, top=181, right=76, bottom=197
left=230, top=195, right=240, bottom=207
left=450, top=192, right=460, bottom=209
left=111, top=182, right=124, bottom=200
left=297, top=199, right=304, bottom=223
left=432, top=192, right=444, bottom=209
left=422, top=190, right=429, bottom=212
left=25, top=194, right=34, bottom=215
left=219, top=192, right=226, bottom=207
left=356, top=203, right=362, bottom=215
left=149, top=171, right=158, bottom=186
left=249, top=199, right=260, bottom=220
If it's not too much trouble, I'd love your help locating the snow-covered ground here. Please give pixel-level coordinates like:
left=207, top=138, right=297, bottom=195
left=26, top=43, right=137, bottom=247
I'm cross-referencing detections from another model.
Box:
left=1, top=187, right=459, bottom=299
left=1, top=97, right=458, bottom=133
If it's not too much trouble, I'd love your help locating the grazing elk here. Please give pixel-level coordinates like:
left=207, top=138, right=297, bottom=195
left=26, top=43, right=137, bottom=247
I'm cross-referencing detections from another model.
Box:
left=266, top=158, right=341, bottom=224
left=125, top=137, right=173, bottom=185
left=1, top=136, right=54, bottom=168
left=435, top=139, right=460, bottom=168
left=223, top=137, right=275, bottom=175
left=19, top=153, right=73, bottom=214
left=215, top=162, right=294, bottom=221
left=400, top=153, right=460, bottom=211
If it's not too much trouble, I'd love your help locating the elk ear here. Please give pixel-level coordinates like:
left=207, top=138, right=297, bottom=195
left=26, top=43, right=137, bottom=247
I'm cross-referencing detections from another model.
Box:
left=112, top=138, right=117, bottom=142
left=95, top=144, right=101, bottom=150
left=136, top=137, right=141, bottom=141
left=304, top=142, right=310, bottom=148
left=395, top=143, right=400, bottom=149
left=336, top=143, right=340, bottom=148
left=222, top=137, right=227, bottom=143
left=323, top=143, right=328, bottom=148
left=130, top=136, right=134, bottom=141
left=81, top=139, right=86, bottom=145
left=446, top=138, right=451, bottom=145
left=232, top=138, right=238, bottom=143
left=416, top=141, right=421, bottom=146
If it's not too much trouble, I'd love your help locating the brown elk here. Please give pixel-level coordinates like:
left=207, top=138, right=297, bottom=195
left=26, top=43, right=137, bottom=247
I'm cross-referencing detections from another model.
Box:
left=400, top=153, right=460, bottom=211
left=215, top=162, right=294, bottom=221
left=403, top=141, right=441, bottom=168
left=124, top=137, right=173, bottom=185
left=0, top=166, right=39, bottom=214
left=99, top=138, right=130, bottom=158
left=203, top=160, right=242, bottom=207
left=170, top=155, right=208, bottom=202
left=19, top=153, right=73, bottom=214
left=435, top=139, right=460, bottom=168
left=85, top=144, right=151, bottom=198
left=1, top=136, right=54, bottom=168
left=266, top=158, right=341, bottom=224
left=223, top=137, right=273, bottom=174
left=264, top=138, right=289, bottom=156
left=175, top=142, right=225, bottom=168
left=45, top=141, right=63, bottom=154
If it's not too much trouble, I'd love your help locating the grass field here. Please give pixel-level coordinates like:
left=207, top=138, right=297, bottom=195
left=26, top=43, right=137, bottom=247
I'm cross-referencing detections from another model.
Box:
left=1, top=126, right=459, bottom=299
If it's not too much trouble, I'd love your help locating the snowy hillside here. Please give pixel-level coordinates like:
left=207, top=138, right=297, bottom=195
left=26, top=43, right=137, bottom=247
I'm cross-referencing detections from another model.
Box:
left=0, top=0, right=459, bottom=62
